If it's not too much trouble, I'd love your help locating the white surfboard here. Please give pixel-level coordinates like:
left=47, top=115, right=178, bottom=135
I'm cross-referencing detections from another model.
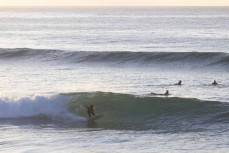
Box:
left=87, top=114, right=104, bottom=122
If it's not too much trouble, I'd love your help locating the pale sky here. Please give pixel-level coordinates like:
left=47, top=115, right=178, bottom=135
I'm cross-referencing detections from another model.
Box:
left=0, top=0, right=228, bottom=6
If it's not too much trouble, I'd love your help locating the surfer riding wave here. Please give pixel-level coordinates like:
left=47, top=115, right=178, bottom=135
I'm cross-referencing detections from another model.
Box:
left=85, top=105, right=95, bottom=117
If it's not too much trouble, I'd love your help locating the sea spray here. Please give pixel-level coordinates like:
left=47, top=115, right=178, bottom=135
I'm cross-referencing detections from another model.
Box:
left=0, top=94, right=85, bottom=121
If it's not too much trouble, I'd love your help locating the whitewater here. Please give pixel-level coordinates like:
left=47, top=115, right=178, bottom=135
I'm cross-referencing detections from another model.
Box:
left=0, top=7, right=228, bottom=153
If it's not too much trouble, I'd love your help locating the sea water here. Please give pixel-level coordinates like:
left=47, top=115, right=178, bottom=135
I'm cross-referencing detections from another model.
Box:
left=0, top=7, right=228, bottom=153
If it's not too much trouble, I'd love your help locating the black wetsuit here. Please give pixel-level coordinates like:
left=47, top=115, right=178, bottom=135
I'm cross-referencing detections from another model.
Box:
left=87, top=106, right=95, bottom=117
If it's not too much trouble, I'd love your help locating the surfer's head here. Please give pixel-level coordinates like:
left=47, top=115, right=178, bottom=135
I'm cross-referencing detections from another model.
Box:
left=165, top=90, right=169, bottom=95
left=212, top=80, right=218, bottom=85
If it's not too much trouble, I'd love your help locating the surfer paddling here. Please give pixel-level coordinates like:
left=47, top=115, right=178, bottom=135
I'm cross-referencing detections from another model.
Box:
left=175, top=80, right=182, bottom=85
left=150, top=90, right=170, bottom=96
left=85, top=105, right=95, bottom=117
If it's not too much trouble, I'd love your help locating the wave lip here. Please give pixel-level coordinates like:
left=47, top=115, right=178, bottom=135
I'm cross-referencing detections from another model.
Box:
left=0, top=48, right=228, bottom=69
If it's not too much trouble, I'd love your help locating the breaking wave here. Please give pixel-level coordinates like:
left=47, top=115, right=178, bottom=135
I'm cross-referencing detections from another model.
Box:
left=0, top=95, right=85, bottom=122
left=0, top=92, right=228, bottom=131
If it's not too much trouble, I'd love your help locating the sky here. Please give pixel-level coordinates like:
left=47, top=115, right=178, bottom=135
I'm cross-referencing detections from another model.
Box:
left=0, top=0, right=229, bottom=6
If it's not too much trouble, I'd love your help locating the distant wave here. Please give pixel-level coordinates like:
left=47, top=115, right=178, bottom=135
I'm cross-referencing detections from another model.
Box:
left=0, top=92, right=228, bottom=131
left=0, top=48, right=228, bottom=70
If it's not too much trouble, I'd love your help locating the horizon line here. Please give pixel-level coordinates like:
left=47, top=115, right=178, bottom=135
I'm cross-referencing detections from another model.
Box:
left=0, top=5, right=229, bottom=7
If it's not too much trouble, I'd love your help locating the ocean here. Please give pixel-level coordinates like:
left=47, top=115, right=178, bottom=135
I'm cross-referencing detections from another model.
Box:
left=0, top=7, right=228, bottom=153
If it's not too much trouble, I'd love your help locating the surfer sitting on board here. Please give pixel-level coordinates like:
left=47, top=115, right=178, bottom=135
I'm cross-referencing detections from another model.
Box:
left=164, top=90, right=169, bottom=96
left=212, top=80, right=218, bottom=86
left=85, top=105, right=95, bottom=117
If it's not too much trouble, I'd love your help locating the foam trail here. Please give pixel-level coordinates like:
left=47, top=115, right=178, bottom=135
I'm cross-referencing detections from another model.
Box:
left=0, top=95, right=85, bottom=122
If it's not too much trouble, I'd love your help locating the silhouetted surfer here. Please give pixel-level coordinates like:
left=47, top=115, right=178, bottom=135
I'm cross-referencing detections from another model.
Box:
left=212, top=80, right=218, bottom=86
left=175, top=80, right=182, bottom=85
left=164, top=90, right=169, bottom=96
left=85, top=105, right=95, bottom=117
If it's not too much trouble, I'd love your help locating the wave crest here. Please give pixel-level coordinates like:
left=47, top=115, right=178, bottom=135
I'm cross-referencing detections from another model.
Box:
left=0, top=48, right=228, bottom=69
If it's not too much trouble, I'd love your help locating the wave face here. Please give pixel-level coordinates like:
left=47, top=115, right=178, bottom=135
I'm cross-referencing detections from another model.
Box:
left=67, top=92, right=229, bottom=130
left=0, top=48, right=228, bottom=70
left=0, top=92, right=228, bottom=131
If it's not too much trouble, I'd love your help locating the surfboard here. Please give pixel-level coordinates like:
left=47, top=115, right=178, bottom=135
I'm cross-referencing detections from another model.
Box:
left=88, top=114, right=104, bottom=122
left=150, top=92, right=164, bottom=96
